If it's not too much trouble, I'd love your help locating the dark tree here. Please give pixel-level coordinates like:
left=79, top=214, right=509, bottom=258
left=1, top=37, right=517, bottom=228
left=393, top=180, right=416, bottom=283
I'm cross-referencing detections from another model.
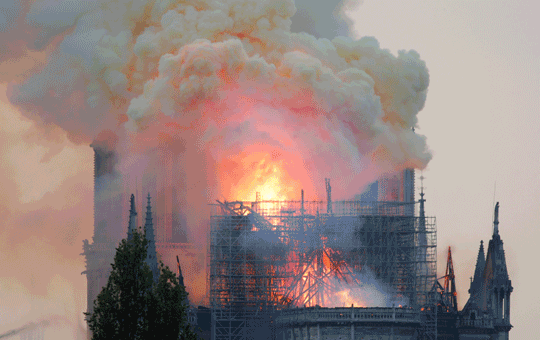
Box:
left=85, top=227, right=198, bottom=340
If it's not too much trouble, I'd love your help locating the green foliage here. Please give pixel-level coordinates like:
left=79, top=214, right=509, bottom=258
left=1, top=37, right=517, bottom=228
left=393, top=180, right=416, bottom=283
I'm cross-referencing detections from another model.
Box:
left=85, top=228, right=199, bottom=340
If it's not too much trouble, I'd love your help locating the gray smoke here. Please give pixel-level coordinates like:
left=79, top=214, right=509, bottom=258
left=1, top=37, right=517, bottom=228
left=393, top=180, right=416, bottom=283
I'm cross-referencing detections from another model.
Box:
left=291, top=0, right=361, bottom=39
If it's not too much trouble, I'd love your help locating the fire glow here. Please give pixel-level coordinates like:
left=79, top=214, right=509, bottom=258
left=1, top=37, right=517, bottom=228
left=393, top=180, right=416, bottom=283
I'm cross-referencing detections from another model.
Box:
left=9, top=0, right=432, bottom=251
left=217, top=146, right=311, bottom=202
left=228, top=153, right=293, bottom=202
left=283, top=250, right=369, bottom=308
left=277, top=235, right=380, bottom=308
left=4, top=0, right=432, bottom=329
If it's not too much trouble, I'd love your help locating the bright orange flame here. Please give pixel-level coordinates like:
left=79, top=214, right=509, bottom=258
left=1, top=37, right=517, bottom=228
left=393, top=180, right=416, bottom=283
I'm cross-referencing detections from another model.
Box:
left=276, top=241, right=369, bottom=308
left=335, top=289, right=367, bottom=308
left=219, top=147, right=306, bottom=202
left=250, top=162, right=287, bottom=201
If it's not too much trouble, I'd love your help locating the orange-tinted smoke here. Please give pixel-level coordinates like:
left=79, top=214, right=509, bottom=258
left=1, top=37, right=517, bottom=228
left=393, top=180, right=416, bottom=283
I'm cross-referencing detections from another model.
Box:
left=1, top=0, right=432, bottom=335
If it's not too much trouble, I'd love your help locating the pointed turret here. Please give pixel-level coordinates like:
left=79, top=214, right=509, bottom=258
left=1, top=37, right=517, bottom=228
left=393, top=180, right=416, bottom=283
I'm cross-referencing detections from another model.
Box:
left=459, top=203, right=513, bottom=339
left=144, top=193, right=160, bottom=282
left=176, top=255, right=185, bottom=287
left=484, top=202, right=509, bottom=283
left=176, top=255, right=191, bottom=310
left=483, top=202, right=512, bottom=337
left=469, top=240, right=485, bottom=295
left=127, top=194, right=137, bottom=241
left=493, top=202, right=499, bottom=236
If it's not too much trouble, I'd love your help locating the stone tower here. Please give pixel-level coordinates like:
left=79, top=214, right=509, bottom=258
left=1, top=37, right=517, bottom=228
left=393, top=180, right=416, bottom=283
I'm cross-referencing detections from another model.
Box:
left=483, top=202, right=513, bottom=339
left=143, top=193, right=160, bottom=282
left=82, top=135, right=124, bottom=339
left=458, top=202, right=513, bottom=340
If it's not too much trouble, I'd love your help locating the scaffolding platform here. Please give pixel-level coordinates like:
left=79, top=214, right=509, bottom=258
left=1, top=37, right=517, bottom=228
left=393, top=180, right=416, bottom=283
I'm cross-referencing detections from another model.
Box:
left=209, top=200, right=436, bottom=340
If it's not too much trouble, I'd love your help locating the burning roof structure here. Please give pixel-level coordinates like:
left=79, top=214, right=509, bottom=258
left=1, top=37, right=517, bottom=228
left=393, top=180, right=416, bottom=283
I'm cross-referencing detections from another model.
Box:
left=208, top=194, right=437, bottom=340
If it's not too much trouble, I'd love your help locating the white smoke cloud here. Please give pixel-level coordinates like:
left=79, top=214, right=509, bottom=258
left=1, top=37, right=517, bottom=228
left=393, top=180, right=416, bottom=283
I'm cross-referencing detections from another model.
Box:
left=323, top=268, right=410, bottom=308
left=8, top=0, right=430, bottom=168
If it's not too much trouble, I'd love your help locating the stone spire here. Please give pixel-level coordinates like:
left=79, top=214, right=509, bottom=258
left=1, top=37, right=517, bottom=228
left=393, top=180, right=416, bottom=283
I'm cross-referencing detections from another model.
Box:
left=469, top=240, right=485, bottom=295
left=127, top=194, right=137, bottom=241
left=177, top=255, right=185, bottom=287
left=460, top=203, right=513, bottom=339
left=493, top=202, right=499, bottom=236
left=482, top=202, right=512, bottom=336
left=485, top=202, right=509, bottom=283
left=144, top=193, right=160, bottom=282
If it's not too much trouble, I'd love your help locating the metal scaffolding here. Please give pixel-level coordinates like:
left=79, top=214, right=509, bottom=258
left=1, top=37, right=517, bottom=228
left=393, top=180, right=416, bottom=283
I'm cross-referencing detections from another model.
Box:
left=209, top=199, right=436, bottom=340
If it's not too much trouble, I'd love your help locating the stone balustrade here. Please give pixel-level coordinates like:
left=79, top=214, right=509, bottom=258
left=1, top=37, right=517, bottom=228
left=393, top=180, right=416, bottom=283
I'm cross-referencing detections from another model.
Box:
left=275, top=307, right=420, bottom=326
left=458, top=318, right=493, bottom=328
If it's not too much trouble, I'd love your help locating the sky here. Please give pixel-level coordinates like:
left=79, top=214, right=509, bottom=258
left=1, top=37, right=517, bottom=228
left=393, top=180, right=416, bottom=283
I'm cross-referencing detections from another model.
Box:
left=343, top=1, right=539, bottom=338
left=0, top=0, right=538, bottom=339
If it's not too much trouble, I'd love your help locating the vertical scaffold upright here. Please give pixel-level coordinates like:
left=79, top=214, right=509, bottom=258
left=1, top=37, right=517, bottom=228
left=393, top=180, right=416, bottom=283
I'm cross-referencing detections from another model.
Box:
left=209, top=199, right=436, bottom=340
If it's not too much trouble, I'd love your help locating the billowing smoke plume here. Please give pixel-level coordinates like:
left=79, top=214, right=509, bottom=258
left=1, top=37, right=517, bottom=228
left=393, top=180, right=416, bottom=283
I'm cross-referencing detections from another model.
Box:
left=1, top=0, right=431, bottom=332
left=8, top=0, right=430, bottom=199
left=290, top=0, right=360, bottom=39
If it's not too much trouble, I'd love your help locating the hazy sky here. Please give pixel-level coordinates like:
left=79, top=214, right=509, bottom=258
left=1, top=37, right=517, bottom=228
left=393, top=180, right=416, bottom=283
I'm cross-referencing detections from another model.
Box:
left=343, top=1, right=538, bottom=338
left=0, top=0, right=538, bottom=339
